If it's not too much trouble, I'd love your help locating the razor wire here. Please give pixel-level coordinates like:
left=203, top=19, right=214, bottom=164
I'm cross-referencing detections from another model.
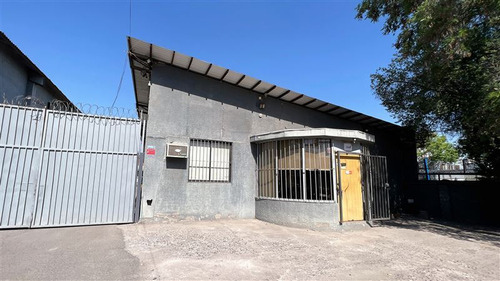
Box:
left=1, top=95, right=140, bottom=125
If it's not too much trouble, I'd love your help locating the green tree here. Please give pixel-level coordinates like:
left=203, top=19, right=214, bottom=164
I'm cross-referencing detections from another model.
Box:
left=356, top=0, right=500, bottom=179
left=417, top=134, right=459, bottom=166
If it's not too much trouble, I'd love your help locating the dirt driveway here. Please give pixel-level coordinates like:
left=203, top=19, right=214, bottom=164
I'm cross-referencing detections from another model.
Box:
left=121, top=218, right=499, bottom=280
left=0, top=218, right=498, bottom=280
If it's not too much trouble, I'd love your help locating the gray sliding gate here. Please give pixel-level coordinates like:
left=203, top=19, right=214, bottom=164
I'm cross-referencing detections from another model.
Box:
left=0, top=103, right=144, bottom=229
left=361, top=154, right=390, bottom=221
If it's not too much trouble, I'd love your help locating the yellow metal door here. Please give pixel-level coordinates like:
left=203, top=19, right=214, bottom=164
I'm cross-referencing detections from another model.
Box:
left=339, top=154, right=364, bottom=221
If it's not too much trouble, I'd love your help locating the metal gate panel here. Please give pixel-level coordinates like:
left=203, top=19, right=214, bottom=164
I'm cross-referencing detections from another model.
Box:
left=0, top=105, right=44, bottom=228
left=31, top=110, right=141, bottom=227
left=1, top=103, right=143, bottom=229
left=362, top=154, right=390, bottom=221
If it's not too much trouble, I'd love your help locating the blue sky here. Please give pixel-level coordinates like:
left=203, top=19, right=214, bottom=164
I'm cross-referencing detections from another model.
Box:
left=0, top=0, right=397, bottom=122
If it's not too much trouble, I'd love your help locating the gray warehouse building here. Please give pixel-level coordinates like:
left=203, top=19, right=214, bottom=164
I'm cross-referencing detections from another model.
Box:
left=128, top=37, right=416, bottom=229
left=0, top=32, right=71, bottom=105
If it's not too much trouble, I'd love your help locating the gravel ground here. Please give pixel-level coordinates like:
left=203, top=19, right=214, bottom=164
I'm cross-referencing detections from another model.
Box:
left=120, top=218, right=500, bottom=280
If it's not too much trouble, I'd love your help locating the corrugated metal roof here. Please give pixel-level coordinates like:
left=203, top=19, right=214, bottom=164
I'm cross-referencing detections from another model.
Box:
left=127, top=37, right=399, bottom=130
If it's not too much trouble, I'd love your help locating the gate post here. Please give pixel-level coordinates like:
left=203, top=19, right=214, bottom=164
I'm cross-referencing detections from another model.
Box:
left=362, top=155, right=373, bottom=222
left=133, top=118, right=146, bottom=222
left=336, top=152, right=343, bottom=224
left=367, top=155, right=373, bottom=221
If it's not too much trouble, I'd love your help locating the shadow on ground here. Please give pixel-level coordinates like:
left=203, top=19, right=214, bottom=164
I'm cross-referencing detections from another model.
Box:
left=374, top=216, right=500, bottom=247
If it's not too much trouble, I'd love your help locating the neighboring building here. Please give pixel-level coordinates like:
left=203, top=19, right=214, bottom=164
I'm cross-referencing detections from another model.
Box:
left=128, top=37, right=417, bottom=229
left=0, top=31, right=71, bottom=105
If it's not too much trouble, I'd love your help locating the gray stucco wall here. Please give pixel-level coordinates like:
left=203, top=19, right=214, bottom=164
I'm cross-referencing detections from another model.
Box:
left=33, top=83, right=55, bottom=102
left=255, top=199, right=339, bottom=229
left=0, top=43, right=67, bottom=105
left=0, top=48, right=27, bottom=100
left=142, top=63, right=415, bottom=220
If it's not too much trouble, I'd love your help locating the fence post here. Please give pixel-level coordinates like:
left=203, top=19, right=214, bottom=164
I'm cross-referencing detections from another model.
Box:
left=336, top=152, right=343, bottom=224
left=424, top=158, right=430, bottom=180
left=133, top=115, right=146, bottom=223
left=365, top=155, right=373, bottom=222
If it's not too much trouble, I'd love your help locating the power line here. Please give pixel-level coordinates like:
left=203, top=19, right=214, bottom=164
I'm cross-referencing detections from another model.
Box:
left=111, top=54, right=127, bottom=108
left=110, top=0, right=132, bottom=108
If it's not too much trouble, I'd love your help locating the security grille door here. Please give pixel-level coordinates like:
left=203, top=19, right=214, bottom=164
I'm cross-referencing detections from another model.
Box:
left=0, top=103, right=144, bottom=229
left=362, top=155, right=390, bottom=221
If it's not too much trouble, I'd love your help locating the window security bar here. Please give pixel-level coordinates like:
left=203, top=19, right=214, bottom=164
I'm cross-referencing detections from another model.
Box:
left=257, top=139, right=335, bottom=202
left=188, top=139, right=232, bottom=182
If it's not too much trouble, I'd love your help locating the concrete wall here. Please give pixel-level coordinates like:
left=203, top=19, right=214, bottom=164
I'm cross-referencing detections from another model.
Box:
left=0, top=47, right=27, bottom=100
left=256, top=199, right=339, bottom=229
left=0, top=43, right=65, bottom=105
left=33, top=83, right=55, bottom=102
left=371, top=128, right=417, bottom=213
left=142, top=64, right=416, bottom=220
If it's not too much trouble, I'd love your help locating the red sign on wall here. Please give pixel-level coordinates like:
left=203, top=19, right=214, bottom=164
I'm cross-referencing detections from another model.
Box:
left=146, top=146, right=156, bottom=155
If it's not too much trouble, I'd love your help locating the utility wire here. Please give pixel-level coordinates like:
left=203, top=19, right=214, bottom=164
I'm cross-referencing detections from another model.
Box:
left=110, top=0, right=132, bottom=108
left=111, top=54, right=127, bottom=108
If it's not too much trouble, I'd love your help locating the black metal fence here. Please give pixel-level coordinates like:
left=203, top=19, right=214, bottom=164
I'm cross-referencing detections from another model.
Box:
left=401, top=180, right=500, bottom=226
left=418, top=159, right=481, bottom=181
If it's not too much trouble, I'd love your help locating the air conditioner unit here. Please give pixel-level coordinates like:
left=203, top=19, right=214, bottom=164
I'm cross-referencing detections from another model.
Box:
left=166, top=143, right=188, bottom=158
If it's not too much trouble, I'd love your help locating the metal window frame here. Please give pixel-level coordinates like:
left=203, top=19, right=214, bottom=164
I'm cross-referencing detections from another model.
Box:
left=188, top=139, right=232, bottom=183
left=257, top=138, right=336, bottom=202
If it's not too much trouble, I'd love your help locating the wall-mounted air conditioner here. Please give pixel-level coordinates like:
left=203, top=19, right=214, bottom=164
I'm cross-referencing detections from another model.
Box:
left=166, top=143, right=188, bottom=158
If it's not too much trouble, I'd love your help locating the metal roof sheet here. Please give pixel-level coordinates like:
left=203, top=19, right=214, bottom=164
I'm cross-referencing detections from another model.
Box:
left=127, top=36, right=399, bottom=130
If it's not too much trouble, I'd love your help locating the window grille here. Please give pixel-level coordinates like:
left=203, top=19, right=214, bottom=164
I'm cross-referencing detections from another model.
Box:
left=257, top=139, right=335, bottom=201
left=189, top=139, right=232, bottom=182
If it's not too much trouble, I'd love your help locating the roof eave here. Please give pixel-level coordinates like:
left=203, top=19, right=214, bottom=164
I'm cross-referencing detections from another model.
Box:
left=127, top=36, right=400, bottom=131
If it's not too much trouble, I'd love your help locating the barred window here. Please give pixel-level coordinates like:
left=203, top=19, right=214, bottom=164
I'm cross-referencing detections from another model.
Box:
left=257, top=139, right=335, bottom=201
left=189, top=139, right=232, bottom=182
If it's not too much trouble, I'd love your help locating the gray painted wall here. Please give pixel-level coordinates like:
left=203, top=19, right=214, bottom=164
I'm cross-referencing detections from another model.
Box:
left=0, top=44, right=65, bottom=104
left=255, top=199, right=339, bottom=229
left=0, top=48, right=27, bottom=100
left=142, top=64, right=416, bottom=220
left=32, top=83, right=55, bottom=102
